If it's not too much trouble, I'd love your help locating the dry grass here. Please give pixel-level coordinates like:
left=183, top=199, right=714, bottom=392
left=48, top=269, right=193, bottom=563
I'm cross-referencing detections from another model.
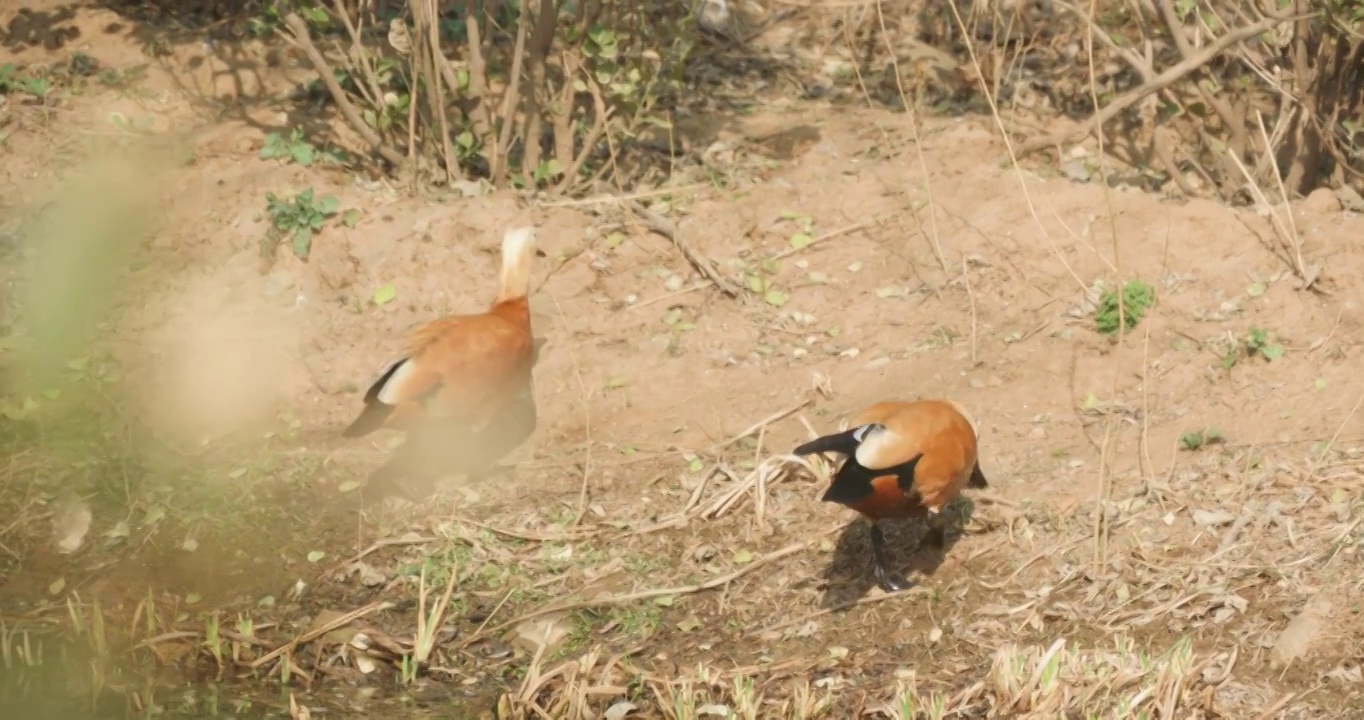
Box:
left=3, top=402, right=1361, bottom=717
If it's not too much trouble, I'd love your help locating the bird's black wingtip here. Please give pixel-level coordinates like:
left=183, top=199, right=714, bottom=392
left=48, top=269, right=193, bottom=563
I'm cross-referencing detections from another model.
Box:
left=793, top=427, right=862, bottom=457
left=341, top=402, right=394, bottom=438
left=969, top=463, right=989, bottom=489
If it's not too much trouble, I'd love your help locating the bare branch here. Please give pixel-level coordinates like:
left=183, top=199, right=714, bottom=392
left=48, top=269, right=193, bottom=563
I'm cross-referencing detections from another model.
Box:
left=282, top=12, right=407, bottom=170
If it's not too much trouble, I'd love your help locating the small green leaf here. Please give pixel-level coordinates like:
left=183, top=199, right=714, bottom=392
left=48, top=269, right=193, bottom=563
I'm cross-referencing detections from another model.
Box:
left=306, top=551, right=325, bottom=563
left=654, top=595, right=675, bottom=607
left=291, top=144, right=315, bottom=167
left=764, top=290, right=789, bottom=307
left=49, top=578, right=66, bottom=595
left=338, top=480, right=360, bottom=493
left=789, top=232, right=812, bottom=249
left=291, top=228, right=312, bottom=259
left=605, top=232, right=626, bottom=249
left=1315, top=378, right=1328, bottom=390
left=185, top=593, right=202, bottom=605
left=605, top=375, right=630, bottom=389
left=1261, top=344, right=1284, bottom=361
left=663, top=308, right=682, bottom=325
left=688, top=458, right=704, bottom=472
left=677, top=616, right=702, bottom=632
left=372, top=284, right=397, bottom=306
left=317, top=195, right=340, bottom=215
left=732, top=550, right=755, bottom=564
left=875, top=286, right=905, bottom=298
left=341, top=208, right=361, bottom=228
left=746, top=274, right=766, bottom=293
left=1246, top=281, right=1266, bottom=298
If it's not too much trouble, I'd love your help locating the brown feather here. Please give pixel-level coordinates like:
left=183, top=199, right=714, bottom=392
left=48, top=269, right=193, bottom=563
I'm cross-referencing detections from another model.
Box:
left=846, top=399, right=982, bottom=518
left=848, top=474, right=913, bottom=520
left=364, top=377, right=539, bottom=501
left=343, top=227, right=539, bottom=439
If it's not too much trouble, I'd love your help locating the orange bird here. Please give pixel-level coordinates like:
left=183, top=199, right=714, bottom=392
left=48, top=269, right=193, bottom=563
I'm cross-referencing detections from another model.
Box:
left=361, top=338, right=546, bottom=501
left=343, top=225, right=541, bottom=443
left=793, top=399, right=989, bottom=593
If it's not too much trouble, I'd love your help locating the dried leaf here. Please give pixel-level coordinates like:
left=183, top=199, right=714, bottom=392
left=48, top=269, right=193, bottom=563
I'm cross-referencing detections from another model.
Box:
left=51, top=497, right=92, bottom=555
left=355, top=654, right=377, bottom=674
left=604, top=700, right=639, bottom=719
left=346, top=561, right=386, bottom=587
left=1273, top=594, right=1331, bottom=665
left=372, top=284, right=397, bottom=306
left=1192, top=509, right=1235, bottom=527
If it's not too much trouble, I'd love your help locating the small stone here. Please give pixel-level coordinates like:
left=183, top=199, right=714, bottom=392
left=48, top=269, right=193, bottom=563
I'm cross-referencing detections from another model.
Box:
left=1300, top=186, right=1341, bottom=214
left=1060, top=160, right=1090, bottom=182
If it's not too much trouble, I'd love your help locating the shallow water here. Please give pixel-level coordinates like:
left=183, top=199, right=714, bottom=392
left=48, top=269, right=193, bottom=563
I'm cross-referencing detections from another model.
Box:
left=0, top=637, right=489, bottom=720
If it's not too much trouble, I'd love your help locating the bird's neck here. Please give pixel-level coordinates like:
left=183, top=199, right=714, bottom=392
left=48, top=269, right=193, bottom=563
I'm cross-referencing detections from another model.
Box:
left=489, top=297, right=531, bottom=329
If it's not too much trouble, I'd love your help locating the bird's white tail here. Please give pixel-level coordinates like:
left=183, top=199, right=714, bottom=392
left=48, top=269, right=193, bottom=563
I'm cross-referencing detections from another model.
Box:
left=495, top=226, right=537, bottom=304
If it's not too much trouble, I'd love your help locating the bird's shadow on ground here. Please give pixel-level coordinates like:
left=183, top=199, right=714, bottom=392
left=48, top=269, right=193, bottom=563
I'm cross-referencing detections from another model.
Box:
left=818, top=497, right=979, bottom=610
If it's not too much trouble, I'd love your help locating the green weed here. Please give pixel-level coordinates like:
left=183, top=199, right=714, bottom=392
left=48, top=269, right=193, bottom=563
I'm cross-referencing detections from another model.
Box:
left=263, top=188, right=341, bottom=261
left=1179, top=427, right=1225, bottom=451
left=1095, top=279, right=1154, bottom=335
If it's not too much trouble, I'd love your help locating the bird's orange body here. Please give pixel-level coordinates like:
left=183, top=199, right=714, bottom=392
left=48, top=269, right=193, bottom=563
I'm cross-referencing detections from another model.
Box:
left=343, top=227, right=542, bottom=495
left=837, top=400, right=981, bottom=519
left=389, top=299, right=533, bottom=425
left=794, top=399, right=989, bottom=592
left=365, top=370, right=541, bottom=500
